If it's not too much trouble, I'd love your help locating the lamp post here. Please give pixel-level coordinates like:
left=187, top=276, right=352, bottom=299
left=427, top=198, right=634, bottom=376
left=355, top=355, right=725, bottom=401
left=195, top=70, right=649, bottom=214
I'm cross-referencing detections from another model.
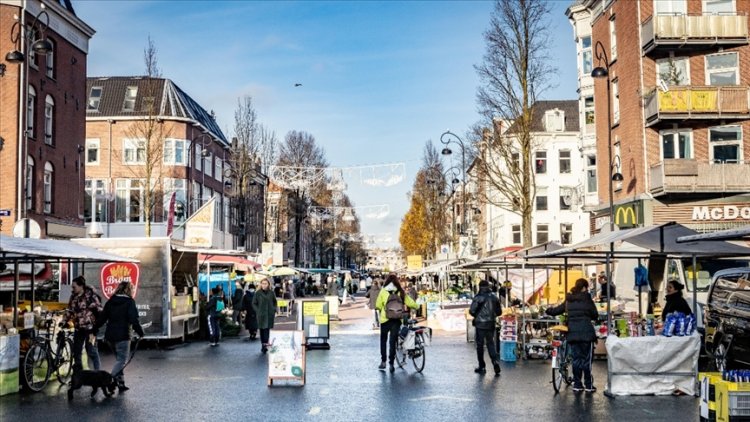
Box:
left=5, top=5, right=53, bottom=222
left=440, top=130, right=468, bottom=235
left=427, top=165, right=461, bottom=255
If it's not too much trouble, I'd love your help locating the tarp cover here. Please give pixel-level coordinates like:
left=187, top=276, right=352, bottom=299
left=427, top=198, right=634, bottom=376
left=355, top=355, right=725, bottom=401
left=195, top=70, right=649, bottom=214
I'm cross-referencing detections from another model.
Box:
left=1, top=234, right=138, bottom=263
left=606, top=333, right=700, bottom=395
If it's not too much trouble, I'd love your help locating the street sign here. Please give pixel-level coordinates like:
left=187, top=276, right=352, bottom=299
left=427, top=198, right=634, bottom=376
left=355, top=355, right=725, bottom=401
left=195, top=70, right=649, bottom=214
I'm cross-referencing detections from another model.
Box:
left=12, top=218, right=41, bottom=238
left=0, top=209, right=11, bottom=217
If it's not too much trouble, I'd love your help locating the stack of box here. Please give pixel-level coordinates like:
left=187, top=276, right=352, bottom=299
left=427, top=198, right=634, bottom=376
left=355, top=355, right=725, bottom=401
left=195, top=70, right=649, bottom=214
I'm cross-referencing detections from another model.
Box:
left=499, top=315, right=517, bottom=362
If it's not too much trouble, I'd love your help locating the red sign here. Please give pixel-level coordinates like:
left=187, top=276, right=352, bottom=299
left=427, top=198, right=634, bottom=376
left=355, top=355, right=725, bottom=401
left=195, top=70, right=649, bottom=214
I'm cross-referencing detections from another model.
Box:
left=100, top=262, right=140, bottom=299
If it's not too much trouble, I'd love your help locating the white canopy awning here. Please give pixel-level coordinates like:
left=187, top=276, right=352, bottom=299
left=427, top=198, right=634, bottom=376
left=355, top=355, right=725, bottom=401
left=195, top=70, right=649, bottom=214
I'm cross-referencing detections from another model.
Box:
left=0, top=234, right=139, bottom=263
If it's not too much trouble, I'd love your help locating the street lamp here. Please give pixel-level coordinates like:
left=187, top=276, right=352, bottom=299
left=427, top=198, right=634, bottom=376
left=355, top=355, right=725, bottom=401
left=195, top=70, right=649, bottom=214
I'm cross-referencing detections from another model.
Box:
left=440, top=130, right=468, bottom=235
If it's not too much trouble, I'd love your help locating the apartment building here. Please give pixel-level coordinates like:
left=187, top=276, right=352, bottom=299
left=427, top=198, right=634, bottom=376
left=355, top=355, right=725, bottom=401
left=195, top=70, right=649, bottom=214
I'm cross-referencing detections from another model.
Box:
left=577, top=0, right=750, bottom=233
left=0, top=0, right=94, bottom=238
left=84, top=76, right=238, bottom=247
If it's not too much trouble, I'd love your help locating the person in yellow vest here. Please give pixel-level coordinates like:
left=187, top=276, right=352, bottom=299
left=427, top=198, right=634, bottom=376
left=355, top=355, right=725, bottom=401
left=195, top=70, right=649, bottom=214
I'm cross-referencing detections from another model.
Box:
left=375, top=274, right=418, bottom=373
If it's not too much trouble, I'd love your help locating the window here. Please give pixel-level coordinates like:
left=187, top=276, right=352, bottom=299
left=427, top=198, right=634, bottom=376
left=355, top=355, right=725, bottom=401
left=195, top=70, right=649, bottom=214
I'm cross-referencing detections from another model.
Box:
left=26, top=157, right=34, bottom=211
left=45, top=38, right=55, bottom=78
left=706, top=53, right=739, bottom=86
left=661, top=130, right=693, bottom=159
left=559, top=150, right=571, bottom=174
left=584, top=96, right=594, bottom=130
left=115, top=179, right=144, bottom=222
left=214, top=195, right=222, bottom=229
left=536, top=188, right=548, bottom=211
left=44, top=95, right=54, bottom=145
left=705, top=0, right=734, bottom=14
left=709, top=125, right=742, bottom=163
left=123, top=139, right=146, bottom=164
left=203, top=151, right=212, bottom=176
left=511, top=152, right=520, bottom=171
left=561, top=223, right=573, bottom=245
left=544, top=110, right=565, bottom=132
left=84, top=179, right=106, bottom=223
left=195, top=145, right=203, bottom=171
left=87, top=87, right=103, bottom=111
left=163, top=139, right=187, bottom=165
left=586, top=155, right=597, bottom=193
left=536, top=224, right=549, bottom=244
left=43, top=162, right=53, bottom=214
left=511, top=225, right=521, bottom=245
left=610, top=17, right=617, bottom=61
left=655, top=0, right=687, bottom=14
left=559, top=193, right=572, bottom=211
left=535, top=151, right=547, bottom=173
left=27, top=86, right=36, bottom=138
left=657, top=57, right=689, bottom=86
left=163, top=179, right=187, bottom=222
left=123, top=86, right=137, bottom=111
left=215, top=157, right=223, bottom=181
left=612, top=79, right=620, bottom=124
left=86, top=139, right=100, bottom=165
left=581, top=36, right=592, bottom=75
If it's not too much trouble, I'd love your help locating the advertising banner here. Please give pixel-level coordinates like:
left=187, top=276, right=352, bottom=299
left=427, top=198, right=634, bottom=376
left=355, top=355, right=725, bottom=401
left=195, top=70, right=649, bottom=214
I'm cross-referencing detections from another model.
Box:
left=407, top=255, right=422, bottom=271
left=100, top=262, right=140, bottom=299
left=184, top=197, right=215, bottom=248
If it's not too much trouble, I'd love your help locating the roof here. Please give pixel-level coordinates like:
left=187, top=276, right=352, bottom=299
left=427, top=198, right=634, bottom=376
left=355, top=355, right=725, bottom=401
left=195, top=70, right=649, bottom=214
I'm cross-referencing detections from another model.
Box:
left=85, top=76, right=228, bottom=146
left=505, top=100, right=579, bottom=134
left=0, top=234, right=139, bottom=263
left=456, top=241, right=600, bottom=270
left=677, top=225, right=750, bottom=243
left=527, top=222, right=750, bottom=260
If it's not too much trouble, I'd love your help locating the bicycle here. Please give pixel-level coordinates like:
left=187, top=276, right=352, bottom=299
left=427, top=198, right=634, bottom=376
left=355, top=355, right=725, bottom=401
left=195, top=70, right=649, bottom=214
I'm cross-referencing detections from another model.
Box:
left=22, top=312, right=75, bottom=392
left=395, top=319, right=432, bottom=373
left=550, top=324, right=573, bottom=393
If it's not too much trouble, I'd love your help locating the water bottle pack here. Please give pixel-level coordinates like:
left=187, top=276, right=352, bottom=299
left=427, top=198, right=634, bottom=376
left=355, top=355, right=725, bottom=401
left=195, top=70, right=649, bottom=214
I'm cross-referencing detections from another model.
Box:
left=661, top=312, right=696, bottom=337
left=722, top=370, right=750, bottom=382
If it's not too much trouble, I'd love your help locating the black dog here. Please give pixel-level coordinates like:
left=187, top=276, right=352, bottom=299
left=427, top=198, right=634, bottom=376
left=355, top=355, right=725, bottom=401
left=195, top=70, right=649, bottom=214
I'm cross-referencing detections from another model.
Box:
left=67, top=369, right=117, bottom=400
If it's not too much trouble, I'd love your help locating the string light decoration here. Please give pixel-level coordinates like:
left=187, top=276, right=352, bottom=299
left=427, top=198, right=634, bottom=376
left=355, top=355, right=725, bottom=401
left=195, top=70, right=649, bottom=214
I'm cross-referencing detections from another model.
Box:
left=268, top=162, right=405, bottom=190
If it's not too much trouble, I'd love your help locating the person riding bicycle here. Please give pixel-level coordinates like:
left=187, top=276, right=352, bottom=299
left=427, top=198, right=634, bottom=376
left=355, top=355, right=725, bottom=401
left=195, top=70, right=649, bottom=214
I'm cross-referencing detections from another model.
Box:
left=375, top=274, right=418, bottom=373
left=64, top=276, right=102, bottom=373
left=469, top=280, right=502, bottom=376
left=545, top=278, right=599, bottom=393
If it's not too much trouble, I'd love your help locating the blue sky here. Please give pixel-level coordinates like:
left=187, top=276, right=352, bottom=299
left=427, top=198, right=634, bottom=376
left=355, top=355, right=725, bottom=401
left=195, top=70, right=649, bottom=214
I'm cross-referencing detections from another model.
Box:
left=75, top=0, right=577, bottom=248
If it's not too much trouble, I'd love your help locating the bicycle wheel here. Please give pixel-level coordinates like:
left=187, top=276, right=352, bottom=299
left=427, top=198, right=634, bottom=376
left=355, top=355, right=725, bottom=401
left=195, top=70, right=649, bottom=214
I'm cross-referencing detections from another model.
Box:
left=552, top=365, right=564, bottom=393
left=560, top=343, right=573, bottom=386
left=411, top=333, right=425, bottom=373
left=395, top=338, right=407, bottom=368
left=55, top=338, right=74, bottom=384
left=23, top=342, right=51, bottom=392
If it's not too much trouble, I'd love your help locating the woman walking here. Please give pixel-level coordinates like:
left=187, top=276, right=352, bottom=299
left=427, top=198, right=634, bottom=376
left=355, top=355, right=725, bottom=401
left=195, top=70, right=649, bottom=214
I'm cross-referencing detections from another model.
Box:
left=252, top=279, right=277, bottom=353
left=366, top=280, right=381, bottom=329
left=375, top=274, right=418, bottom=373
left=545, top=278, right=599, bottom=393
left=242, top=283, right=258, bottom=340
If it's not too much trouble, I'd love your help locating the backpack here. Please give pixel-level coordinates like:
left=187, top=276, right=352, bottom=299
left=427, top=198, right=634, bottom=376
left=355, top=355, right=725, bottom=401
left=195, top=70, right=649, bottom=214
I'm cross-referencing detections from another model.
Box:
left=216, top=298, right=225, bottom=312
left=385, top=292, right=404, bottom=320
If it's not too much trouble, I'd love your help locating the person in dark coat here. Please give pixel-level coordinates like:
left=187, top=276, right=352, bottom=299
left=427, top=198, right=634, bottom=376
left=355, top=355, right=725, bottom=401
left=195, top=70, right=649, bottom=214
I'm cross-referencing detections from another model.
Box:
left=469, top=280, right=502, bottom=376
left=662, top=279, right=693, bottom=320
left=241, top=284, right=258, bottom=340
left=546, top=278, right=599, bottom=393
left=232, top=282, right=244, bottom=324
left=206, top=287, right=225, bottom=346
left=252, top=279, right=277, bottom=353
left=95, top=281, right=144, bottom=392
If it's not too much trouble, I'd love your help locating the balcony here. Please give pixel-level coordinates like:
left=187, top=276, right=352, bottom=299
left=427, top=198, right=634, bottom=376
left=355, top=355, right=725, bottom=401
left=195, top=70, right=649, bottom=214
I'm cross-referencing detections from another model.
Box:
left=642, top=13, right=749, bottom=54
left=649, top=159, right=750, bottom=195
left=643, top=86, right=749, bottom=126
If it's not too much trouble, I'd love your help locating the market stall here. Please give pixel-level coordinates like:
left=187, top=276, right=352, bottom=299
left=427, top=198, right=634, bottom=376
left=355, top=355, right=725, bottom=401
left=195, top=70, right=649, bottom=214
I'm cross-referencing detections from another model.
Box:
left=417, top=259, right=469, bottom=332
left=527, top=222, right=750, bottom=396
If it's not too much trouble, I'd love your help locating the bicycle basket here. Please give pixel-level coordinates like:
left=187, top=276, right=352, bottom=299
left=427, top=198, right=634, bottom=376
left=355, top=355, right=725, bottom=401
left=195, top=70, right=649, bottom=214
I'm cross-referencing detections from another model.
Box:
left=403, top=331, right=416, bottom=350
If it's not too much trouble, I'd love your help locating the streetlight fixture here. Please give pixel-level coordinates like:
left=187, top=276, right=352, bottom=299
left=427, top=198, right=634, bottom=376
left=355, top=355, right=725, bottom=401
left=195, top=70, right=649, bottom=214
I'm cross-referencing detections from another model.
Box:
left=440, top=130, right=468, bottom=235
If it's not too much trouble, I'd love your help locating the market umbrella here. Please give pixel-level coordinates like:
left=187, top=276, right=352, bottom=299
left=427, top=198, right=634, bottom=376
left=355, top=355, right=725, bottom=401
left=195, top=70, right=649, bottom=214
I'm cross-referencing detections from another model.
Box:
left=259, top=267, right=298, bottom=277
left=244, top=272, right=268, bottom=282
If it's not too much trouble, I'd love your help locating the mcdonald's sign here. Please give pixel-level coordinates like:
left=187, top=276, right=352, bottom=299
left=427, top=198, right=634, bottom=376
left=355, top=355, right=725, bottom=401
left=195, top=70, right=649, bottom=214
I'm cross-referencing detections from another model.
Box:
left=614, top=202, right=641, bottom=228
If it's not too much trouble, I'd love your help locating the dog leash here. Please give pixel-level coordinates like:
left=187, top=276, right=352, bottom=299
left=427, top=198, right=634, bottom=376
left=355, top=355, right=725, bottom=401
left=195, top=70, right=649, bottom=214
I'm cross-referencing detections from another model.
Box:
left=111, top=338, right=141, bottom=378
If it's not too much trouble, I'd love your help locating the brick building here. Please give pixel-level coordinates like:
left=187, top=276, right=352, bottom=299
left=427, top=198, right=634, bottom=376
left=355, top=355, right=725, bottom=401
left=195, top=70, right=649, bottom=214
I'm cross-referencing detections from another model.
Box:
left=0, top=0, right=94, bottom=238
left=84, top=76, right=244, bottom=248
left=574, top=0, right=750, bottom=234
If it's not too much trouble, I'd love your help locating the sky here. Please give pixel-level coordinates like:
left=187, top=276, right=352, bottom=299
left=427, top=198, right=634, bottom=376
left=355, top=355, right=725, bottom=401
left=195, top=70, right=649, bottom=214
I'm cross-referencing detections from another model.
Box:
left=74, top=0, right=578, bottom=248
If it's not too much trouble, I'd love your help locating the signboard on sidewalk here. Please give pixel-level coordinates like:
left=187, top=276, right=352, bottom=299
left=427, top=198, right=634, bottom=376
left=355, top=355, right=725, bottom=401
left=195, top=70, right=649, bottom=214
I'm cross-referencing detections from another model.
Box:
left=267, top=330, right=306, bottom=387
left=296, top=300, right=330, bottom=348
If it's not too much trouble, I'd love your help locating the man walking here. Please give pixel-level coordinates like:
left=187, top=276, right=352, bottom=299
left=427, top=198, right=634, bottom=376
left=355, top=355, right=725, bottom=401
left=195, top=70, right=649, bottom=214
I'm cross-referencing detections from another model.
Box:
left=65, top=276, right=102, bottom=372
left=469, top=280, right=501, bottom=376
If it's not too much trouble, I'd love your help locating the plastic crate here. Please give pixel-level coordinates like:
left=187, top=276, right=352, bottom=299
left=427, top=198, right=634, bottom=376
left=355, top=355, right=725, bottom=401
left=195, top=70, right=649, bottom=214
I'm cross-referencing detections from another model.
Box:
left=700, top=372, right=722, bottom=422
left=715, top=379, right=750, bottom=422
left=500, top=341, right=517, bottom=362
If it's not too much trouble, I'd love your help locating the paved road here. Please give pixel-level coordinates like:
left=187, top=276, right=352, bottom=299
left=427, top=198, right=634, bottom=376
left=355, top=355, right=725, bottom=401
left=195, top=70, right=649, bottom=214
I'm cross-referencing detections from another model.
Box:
left=0, top=297, right=699, bottom=421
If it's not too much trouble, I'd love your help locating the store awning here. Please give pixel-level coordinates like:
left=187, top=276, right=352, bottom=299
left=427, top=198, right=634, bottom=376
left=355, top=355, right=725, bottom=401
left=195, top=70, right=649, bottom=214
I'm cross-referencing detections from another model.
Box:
left=0, top=234, right=139, bottom=263
left=420, top=259, right=465, bottom=274
left=676, top=224, right=750, bottom=243
left=197, top=253, right=261, bottom=271
left=456, top=241, right=599, bottom=270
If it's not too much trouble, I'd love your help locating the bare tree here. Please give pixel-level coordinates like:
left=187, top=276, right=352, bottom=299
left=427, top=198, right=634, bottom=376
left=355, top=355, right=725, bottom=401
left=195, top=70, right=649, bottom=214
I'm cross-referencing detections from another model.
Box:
left=473, top=0, right=555, bottom=247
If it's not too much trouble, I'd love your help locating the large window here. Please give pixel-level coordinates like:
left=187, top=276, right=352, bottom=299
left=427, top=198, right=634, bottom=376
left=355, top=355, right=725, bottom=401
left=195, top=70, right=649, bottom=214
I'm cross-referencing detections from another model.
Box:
left=535, top=151, right=547, bottom=174
left=163, top=178, right=187, bottom=222
left=115, top=179, right=144, bottom=222
left=511, top=224, right=521, bottom=245
left=705, top=0, right=734, bottom=14
left=123, top=139, right=146, bottom=164
left=655, top=0, right=687, bottom=14
left=195, top=145, right=203, bottom=171
left=511, top=152, right=520, bottom=171
left=584, top=96, right=594, bottom=131
left=45, top=38, right=55, bottom=78
left=612, top=79, right=620, bottom=124
left=560, top=193, right=572, bottom=211
left=586, top=155, right=597, bottom=193
left=581, top=36, right=592, bottom=75
left=86, top=139, right=100, bottom=165
left=215, top=157, right=223, bottom=181
left=163, top=139, right=187, bottom=165
left=709, top=125, right=742, bottom=163
left=123, top=86, right=137, bottom=111
left=43, top=162, right=53, bottom=214
left=661, top=130, right=693, bottom=159
left=203, top=151, right=212, bottom=176
left=26, top=157, right=34, bottom=211
left=559, top=150, right=571, bottom=174
left=610, top=17, right=617, bottom=61
left=87, top=86, right=102, bottom=111
left=536, top=224, right=549, bottom=245
left=27, top=86, right=36, bottom=138
left=657, top=57, right=689, bottom=86
left=706, top=52, right=739, bottom=86
left=84, top=179, right=106, bottom=223
left=214, top=195, right=222, bottom=229
left=561, top=223, right=573, bottom=245
left=536, top=187, right=548, bottom=211
left=44, top=95, right=54, bottom=145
